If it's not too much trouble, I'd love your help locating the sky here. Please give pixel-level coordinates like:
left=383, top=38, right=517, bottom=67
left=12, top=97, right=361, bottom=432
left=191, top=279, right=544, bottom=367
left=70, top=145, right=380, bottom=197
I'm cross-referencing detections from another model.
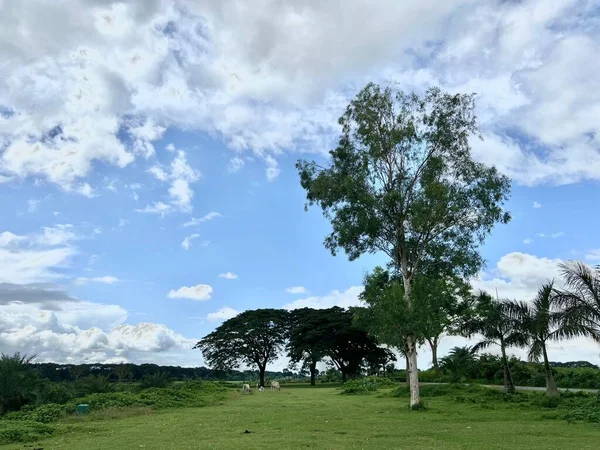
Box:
left=1, top=0, right=600, bottom=370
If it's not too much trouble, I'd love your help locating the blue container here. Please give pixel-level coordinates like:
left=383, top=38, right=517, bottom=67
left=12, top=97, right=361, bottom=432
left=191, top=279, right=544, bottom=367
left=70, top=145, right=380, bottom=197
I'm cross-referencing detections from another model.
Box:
left=75, top=404, right=90, bottom=415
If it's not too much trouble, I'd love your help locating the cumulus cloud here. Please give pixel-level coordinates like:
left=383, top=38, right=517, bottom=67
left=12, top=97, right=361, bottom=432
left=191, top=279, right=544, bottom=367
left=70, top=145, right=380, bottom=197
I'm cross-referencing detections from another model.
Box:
left=533, top=202, right=542, bottom=209
left=206, top=307, right=240, bottom=322
left=285, top=286, right=308, bottom=295
left=0, top=282, right=198, bottom=365
left=35, top=224, right=79, bottom=246
left=219, top=272, right=238, bottom=280
left=283, top=286, right=364, bottom=310
left=181, top=234, right=199, bottom=250
left=523, top=238, right=533, bottom=245
left=167, top=284, right=213, bottom=301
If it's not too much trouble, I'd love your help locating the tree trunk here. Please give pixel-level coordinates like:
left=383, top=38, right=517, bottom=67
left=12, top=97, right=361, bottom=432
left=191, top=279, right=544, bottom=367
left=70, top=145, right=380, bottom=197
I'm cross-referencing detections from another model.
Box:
left=342, top=371, right=347, bottom=383
left=404, top=354, right=410, bottom=386
left=500, top=344, right=515, bottom=394
left=259, top=366, right=266, bottom=388
left=403, top=274, right=421, bottom=408
left=542, top=343, right=559, bottom=397
left=310, top=361, right=317, bottom=386
left=406, top=335, right=420, bottom=408
left=428, top=337, right=440, bottom=374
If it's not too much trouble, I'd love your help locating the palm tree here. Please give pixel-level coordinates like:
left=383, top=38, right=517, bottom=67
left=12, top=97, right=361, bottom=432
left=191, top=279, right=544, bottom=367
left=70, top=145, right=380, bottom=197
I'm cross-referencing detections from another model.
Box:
left=0, top=353, right=38, bottom=412
left=463, top=292, right=528, bottom=393
left=555, top=261, right=600, bottom=340
left=506, top=281, right=587, bottom=397
left=439, top=346, right=477, bottom=382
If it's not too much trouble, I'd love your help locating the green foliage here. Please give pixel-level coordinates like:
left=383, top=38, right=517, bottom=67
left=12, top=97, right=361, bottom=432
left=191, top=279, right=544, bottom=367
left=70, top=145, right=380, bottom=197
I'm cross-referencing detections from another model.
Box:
left=0, top=353, right=39, bottom=413
left=76, top=375, right=115, bottom=395
left=0, top=420, right=55, bottom=445
left=195, top=309, right=289, bottom=386
left=139, top=370, right=171, bottom=389
left=5, top=403, right=66, bottom=423
left=38, top=380, right=77, bottom=405
left=339, top=377, right=397, bottom=395
left=439, top=346, right=477, bottom=382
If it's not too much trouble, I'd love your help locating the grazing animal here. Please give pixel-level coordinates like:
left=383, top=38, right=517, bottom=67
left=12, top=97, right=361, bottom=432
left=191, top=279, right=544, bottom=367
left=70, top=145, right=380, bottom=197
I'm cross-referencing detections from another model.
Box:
left=259, top=386, right=264, bottom=392
left=242, top=383, right=251, bottom=394
left=271, top=381, right=280, bottom=391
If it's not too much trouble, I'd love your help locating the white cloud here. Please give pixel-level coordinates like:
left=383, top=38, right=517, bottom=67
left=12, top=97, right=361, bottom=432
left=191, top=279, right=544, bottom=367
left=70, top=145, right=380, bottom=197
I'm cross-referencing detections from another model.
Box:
left=227, top=156, right=245, bottom=173
left=472, top=252, right=563, bottom=301
left=181, top=234, right=200, bottom=250
left=182, top=211, right=222, bottom=227
left=219, top=272, right=238, bottom=280
left=167, top=284, right=213, bottom=301
left=523, top=238, right=533, bottom=245
left=585, top=249, right=600, bottom=261
left=128, top=118, right=166, bottom=158
left=35, top=224, right=78, bottom=246
left=142, top=149, right=200, bottom=214
left=74, top=276, right=120, bottom=286
left=285, top=286, right=308, bottom=295
left=0, top=245, right=75, bottom=284
left=283, top=286, right=364, bottom=310
left=533, top=201, right=542, bottom=209
left=28, top=199, right=40, bottom=213
left=0, top=231, right=26, bottom=247
left=206, top=307, right=240, bottom=322
left=118, top=218, right=128, bottom=228
left=551, top=231, right=566, bottom=238
left=135, top=201, right=172, bottom=217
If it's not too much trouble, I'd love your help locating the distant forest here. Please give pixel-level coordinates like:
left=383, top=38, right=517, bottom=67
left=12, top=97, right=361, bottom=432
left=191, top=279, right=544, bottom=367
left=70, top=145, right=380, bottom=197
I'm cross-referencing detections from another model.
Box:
left=31, top=360, right=598, bottom=384
left=32, top=362, right=304, bottom=383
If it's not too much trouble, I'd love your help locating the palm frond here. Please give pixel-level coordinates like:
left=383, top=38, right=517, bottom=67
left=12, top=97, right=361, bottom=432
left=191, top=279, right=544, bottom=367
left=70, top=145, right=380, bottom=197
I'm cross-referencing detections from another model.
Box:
left=471, top=339, right=496, bottom=353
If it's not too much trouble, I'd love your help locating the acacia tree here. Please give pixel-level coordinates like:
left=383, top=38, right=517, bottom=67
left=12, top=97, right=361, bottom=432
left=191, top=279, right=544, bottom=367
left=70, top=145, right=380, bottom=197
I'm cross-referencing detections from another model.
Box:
left=509, top=281, right=594, bottom=396
left=195, top=309, right=289, bottom=387
left=464, top=292, right=527, bottom=393
left=297, top=83, right=510, bottom=407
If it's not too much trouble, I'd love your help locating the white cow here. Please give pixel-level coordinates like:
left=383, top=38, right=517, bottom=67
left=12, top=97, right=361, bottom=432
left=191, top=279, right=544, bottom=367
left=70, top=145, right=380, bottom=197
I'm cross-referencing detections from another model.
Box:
left=270, top=381, right=281, bottom=391
left=242, top=383, right=251, bottom=394
left=258, top=386, right=264, bottom=392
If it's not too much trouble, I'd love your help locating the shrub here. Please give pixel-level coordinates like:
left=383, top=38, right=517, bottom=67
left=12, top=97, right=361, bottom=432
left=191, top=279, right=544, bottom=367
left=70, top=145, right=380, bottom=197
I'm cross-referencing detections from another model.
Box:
left=140, top=371, right=171, bottom=389
left=340, top=377, right=397, bottom=395
left=77, top=375, right=114, bottom=395
left=6, top=403, right=66, bottom=423
left=0, top=421, right=56, bottom=445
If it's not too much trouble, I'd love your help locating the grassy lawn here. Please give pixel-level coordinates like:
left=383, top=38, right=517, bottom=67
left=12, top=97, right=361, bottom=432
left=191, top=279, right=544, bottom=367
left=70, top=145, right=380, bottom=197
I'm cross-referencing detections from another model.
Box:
left=3, top=386, right=599, bottom=449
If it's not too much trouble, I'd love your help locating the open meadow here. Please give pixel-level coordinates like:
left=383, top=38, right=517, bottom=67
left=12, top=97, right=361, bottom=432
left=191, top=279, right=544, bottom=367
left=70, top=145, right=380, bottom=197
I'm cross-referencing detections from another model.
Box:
left=2, top=383, right=599, bottom=450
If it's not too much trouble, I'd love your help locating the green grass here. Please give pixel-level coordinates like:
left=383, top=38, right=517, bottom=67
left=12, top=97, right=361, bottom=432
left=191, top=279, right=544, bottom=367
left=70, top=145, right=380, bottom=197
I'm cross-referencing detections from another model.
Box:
left=2, top=386, right=600, bottom=449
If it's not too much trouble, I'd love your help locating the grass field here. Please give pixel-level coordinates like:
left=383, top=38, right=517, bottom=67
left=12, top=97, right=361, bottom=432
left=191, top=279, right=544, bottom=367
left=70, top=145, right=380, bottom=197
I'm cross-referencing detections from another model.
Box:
left=3, top=385, right=599, bottom=449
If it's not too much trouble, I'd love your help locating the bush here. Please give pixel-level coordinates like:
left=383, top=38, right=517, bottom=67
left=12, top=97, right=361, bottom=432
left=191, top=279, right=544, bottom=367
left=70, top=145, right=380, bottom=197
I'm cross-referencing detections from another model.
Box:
left=38, top=381, right=77, bottom=405
left=340, top=377, right=397, bottom=395
left=139, top=371, right=171, bottom=389
left=76, top=375, right=114, bottom=395
left=0, top=421, right=56, bottom=445
left=5, top=403, right=66, bottom=423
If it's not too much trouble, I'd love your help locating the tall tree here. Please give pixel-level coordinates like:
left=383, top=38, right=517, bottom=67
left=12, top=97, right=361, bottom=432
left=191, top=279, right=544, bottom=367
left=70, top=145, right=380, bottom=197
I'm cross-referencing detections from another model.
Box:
left=195, top=309, right=289, bottom=387
left=555, top=261, right=600, bottom=341
left=464, top=292, right=528, bottom=393
left=297, top=83, right=511, bottom=407
left=287, top=308, right=328, bottom=385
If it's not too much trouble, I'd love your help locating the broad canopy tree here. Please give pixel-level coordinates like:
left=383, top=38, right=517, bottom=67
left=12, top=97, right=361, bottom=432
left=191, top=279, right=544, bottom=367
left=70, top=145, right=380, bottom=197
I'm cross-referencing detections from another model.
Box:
left=297, top=83, right=510, bottom=407
left=287, top=308, right=329, bottom=385
left=195, top=309, right=289, bottom=387
left=288, top=307, right=384, bottom=382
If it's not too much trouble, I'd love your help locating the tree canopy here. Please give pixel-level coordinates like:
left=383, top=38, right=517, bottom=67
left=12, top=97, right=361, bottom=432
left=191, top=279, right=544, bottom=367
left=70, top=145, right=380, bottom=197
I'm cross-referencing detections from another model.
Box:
left=194, top=308, right=289, bottom=387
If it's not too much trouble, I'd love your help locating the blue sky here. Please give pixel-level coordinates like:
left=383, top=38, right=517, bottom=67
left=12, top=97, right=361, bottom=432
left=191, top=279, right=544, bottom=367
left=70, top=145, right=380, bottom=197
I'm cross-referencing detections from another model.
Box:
left=1, top=0, right=600, bottom=368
